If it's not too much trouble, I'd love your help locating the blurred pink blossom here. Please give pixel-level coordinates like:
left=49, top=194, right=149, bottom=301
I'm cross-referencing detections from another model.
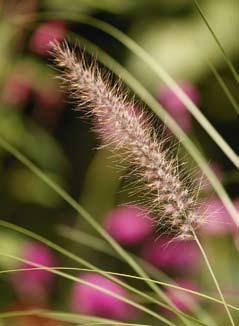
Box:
left=71, top=273, right=135, bottom=320
left=104, top=205, right=153, bottom=246
left=34, top=84, right=64, bottom=126
left=11, top=242, right=56, bottom=301
left=198, top=197, right=238, bottom=236
left=141, top=235, right=200, bottom=273
left=29, top=20, right=66, bottom=55
left=162, top=279, right=200, bottom=315
left=3, top=74, right=31, bottom=105
left=35, top=88, right=63, bottom=111
left=156, top=82, right=200, bottom=133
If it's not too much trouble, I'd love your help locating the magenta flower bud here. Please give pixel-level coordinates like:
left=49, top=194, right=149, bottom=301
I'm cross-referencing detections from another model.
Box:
left=70, top=273, right=135, bottom=320
left=11, top=242, right=56, bottom=301
left=156, top=82, right=200, bottom=133
left=141, top=235, right=200, bottom=273
left=197, top=197, right=237, bottom=236
left=29, top=20, right=66, bottom=55
left=104, top=205, right=153, bottom=246
left=162, top=279, right=200, bottom=315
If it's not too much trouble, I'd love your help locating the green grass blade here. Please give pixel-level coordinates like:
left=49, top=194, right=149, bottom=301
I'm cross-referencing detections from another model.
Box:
left=0, top=220, right=204, bottom=324
left=193, top=0, right=239, bottom=83
left=1, top=265, right=239, bottom=313
left=0, top=137, right=170, bottom=301
left=0, top=309, right=152, bottom=326
left=0, top=138, right=205, bottom=324
left=0, top=252, right=178, bottom=326
left=0, top=219, right=200, bottom=323
left=192, top=230, right=235, bottom=325
left=206, top=59, right=239, bottom=115
left=57, top=226, right=239, bottom=312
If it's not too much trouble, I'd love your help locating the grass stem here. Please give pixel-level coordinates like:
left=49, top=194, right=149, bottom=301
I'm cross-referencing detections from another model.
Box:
left=192, top=229, right=235, bottom=326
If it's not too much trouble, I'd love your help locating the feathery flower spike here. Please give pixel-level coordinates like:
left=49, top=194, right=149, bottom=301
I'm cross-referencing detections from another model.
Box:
left=51, top=41, right=201, bottom=239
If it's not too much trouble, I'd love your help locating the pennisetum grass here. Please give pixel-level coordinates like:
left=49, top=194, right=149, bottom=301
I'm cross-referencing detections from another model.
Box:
left=51, top=40, right=201, bottom=240
left=0, top=7, right=238, bottom=326
left=0, top=137, right=233, bottom=324
left=12, top=12, right=239, bottom=226
left=67, top=32, right=238, bottom=226
left=50, top=40, right=235, bottom=325
left=13, top=12, right=239, bottom=166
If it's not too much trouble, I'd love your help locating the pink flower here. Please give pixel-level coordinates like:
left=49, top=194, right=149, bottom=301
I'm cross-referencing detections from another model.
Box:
left=11, top=242, right=56, bottom=301
left=70, top=273, right=135, bottom=320
left=29, top=20, right=66, bottom=55
left=197, top=197, right=238, bottom=236
left=104, top=205, right=153, bottom=246
left=162, top=279, right=200, bottom=315
left=35, top=87, right=63, bottom=112
left=3, top=74, right=31, bottom=105
left=156, top=82, right=200, bottom=133
left=33, top=84, right=64, bottom=126
left=141, top=235, right=200, bottom=273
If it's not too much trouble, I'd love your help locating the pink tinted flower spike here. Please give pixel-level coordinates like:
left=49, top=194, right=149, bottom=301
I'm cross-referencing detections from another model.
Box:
left=51, top=41, right=201, bottom=239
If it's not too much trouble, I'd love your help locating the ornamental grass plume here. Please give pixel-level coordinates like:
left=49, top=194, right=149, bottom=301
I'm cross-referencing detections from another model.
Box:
left=51, top=41, right=201, bottom=239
